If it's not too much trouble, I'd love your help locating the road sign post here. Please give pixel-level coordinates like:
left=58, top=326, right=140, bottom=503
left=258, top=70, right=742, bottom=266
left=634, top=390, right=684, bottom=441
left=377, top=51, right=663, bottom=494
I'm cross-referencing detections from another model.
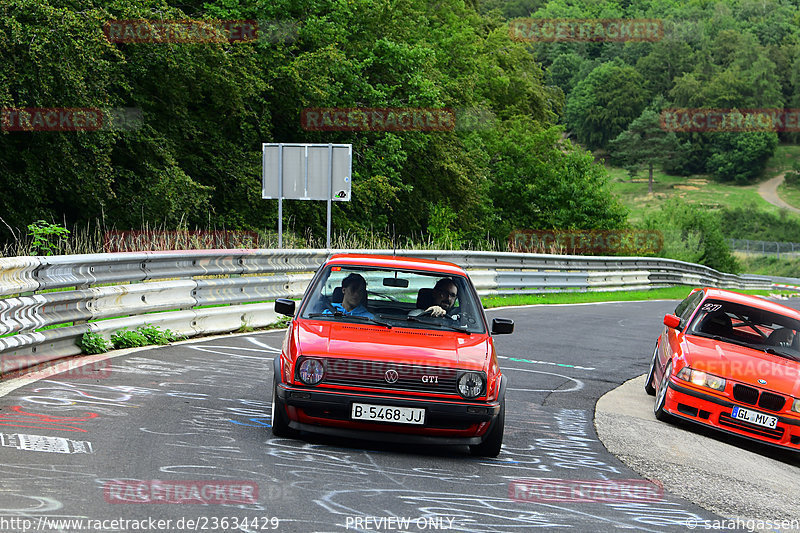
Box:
left=262, top=143, right=352, bottom=249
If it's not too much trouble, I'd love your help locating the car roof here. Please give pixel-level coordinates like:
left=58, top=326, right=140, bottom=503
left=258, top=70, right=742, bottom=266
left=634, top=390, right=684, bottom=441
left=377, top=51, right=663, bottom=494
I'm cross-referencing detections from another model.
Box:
left=701, top=287, right=800, bottom=319
left=326, top=253, right=467, bottom=276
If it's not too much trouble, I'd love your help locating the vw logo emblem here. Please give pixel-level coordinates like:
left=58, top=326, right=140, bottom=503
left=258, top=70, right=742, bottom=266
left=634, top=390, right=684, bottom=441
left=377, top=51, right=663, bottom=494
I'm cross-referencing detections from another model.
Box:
left=385, top=369, right=399, bottom=384
left=758, top=379, right=767, bottom=385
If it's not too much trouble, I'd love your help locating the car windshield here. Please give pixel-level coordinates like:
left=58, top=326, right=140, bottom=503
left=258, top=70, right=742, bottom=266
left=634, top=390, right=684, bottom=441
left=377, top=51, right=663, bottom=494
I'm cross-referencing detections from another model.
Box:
left=300, top=265, right=486, bottom=334
left=689, top=299, right=800, bottom=360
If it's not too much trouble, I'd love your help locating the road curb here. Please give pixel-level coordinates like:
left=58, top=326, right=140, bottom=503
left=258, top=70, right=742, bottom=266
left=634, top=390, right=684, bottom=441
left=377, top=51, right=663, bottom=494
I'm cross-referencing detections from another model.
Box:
left=595, top=375, right=800, bottom=529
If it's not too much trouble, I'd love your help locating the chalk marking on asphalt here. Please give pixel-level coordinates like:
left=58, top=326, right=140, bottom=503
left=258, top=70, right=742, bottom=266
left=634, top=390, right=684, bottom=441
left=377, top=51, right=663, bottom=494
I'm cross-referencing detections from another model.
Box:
left=503, top=367, right=584, bottom=393
left=498, top=355, right=595, bottom=371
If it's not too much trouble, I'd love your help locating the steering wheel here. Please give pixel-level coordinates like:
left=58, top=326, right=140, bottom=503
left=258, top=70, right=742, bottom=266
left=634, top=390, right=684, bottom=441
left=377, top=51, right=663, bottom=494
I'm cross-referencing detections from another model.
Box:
left=319, top=295, right=339, bottom=314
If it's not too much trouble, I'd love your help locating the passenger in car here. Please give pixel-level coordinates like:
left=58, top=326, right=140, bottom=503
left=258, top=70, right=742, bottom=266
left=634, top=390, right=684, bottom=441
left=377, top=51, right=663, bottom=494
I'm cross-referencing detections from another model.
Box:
left=768, top=327, right=795, bottom=347
left=326, top=273, right=374, bottom=318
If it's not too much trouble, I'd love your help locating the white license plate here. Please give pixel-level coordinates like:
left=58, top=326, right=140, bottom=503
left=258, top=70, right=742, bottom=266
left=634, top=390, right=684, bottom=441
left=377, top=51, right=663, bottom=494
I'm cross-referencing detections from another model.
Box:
left=351, top=403, right=425, bottom=425
left=731, top=406, right=778, bottom=429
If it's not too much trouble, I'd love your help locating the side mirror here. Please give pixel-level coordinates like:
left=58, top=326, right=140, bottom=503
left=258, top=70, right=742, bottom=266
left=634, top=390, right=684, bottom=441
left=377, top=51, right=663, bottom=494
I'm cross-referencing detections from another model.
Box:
left=663, top=314, right=681, bottom=329
left=492, top=317, right=514, bottom=335
left=275, top=298, right=296, bottom=317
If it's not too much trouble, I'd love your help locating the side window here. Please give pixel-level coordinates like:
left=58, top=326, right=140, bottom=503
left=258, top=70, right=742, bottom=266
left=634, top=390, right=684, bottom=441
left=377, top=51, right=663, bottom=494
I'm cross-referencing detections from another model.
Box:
left=679, top=291, right=704, bottom=322
left=674, top=295, right=692, bottom=317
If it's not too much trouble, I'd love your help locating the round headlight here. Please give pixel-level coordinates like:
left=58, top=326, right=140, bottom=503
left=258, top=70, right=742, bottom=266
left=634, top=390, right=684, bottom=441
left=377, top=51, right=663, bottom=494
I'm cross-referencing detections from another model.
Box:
left=458, top=372, right=485, bottom=399
left=298, top=358, right=325, bottom=385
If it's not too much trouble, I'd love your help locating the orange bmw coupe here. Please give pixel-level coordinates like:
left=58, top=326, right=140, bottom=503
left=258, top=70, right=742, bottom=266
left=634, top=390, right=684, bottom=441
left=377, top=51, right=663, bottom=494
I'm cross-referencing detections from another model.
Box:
left=647, top=288, right=800, bottom=451
left=271, top=254, right=514, bottom=456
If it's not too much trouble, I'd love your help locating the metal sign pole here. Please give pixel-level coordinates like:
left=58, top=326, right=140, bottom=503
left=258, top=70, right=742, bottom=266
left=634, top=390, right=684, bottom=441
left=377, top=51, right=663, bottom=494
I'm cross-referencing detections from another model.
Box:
left=326, top=143, right=333, bottom=250
left=278, top=144, right=284, bottom=248
left=262, top=143, right=351, bottom=250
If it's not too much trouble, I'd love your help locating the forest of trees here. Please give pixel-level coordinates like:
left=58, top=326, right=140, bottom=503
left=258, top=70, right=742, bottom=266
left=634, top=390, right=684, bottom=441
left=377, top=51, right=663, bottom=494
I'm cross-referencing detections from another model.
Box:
left=2, top=0, right=799, bottom=269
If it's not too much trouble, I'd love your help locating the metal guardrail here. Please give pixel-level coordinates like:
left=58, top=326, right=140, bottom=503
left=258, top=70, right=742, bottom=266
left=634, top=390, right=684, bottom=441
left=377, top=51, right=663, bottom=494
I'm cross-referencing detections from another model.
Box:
left=0, top=249, right=778, bottom=375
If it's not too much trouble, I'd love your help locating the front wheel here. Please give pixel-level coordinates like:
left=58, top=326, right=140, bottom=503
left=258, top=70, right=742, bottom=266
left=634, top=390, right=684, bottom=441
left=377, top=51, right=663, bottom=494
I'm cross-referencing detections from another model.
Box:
left=271, top=378, right=291, bottom=437
left=653, top=360, right=673, bottom=422
left=470, top=399, right=505, bottom=457
left=644, top=342, right=659, bottom=396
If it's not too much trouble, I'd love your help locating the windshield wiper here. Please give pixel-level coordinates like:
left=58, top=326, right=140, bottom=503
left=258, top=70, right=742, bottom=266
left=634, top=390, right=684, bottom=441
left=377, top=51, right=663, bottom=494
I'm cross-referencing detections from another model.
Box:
left=405, top=315, right=470, bottom=334
left=307, top=312, right=392, bottom=329
left=692, top=332, right=757, bottom=350
left=764, top=347, right=800, bottom=362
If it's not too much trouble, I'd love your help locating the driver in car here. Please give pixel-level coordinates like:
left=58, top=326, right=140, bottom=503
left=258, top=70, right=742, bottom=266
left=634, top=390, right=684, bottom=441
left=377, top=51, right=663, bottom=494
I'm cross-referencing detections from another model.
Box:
left=325, top=273, right=374, bottom=318
left=412, top=278, right=459, bottom=318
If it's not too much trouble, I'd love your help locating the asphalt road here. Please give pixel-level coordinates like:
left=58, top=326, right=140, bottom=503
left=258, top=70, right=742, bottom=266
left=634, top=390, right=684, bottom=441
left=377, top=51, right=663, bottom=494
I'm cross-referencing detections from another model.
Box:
left=0, top=299, right=796, bottom=532
left=758, top=173, right=800, bottom=214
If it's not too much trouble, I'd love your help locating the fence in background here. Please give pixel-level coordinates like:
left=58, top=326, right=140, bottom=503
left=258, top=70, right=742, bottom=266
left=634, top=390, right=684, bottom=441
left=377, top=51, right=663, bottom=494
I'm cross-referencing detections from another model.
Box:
left=729, top=238, right=800, bottom=258
left=0, top=249, right=777, bottom=375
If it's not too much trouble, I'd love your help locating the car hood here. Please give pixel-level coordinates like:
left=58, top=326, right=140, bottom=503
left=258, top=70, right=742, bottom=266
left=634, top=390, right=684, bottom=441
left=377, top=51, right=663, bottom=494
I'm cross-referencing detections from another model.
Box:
left=295, top=320, right=490, bottom=369
left=684, top=335, right=800, bottom=396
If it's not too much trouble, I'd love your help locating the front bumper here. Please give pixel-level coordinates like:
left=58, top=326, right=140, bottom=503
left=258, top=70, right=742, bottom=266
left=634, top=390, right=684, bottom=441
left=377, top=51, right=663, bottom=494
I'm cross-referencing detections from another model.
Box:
left=276, top=378, right=505, bottom=446
left=665, top=380, right=800, bottom=450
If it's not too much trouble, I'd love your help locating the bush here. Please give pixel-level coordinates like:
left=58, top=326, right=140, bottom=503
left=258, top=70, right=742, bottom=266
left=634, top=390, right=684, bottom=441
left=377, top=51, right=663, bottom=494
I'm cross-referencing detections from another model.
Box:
left=720, top=203, right=800, bottom=242
left=784, top=161, right=800, bottom=187
left=137, top=323, right=182, bottom=345
left=110, top=328, right=149, bottom=349
left=77, top=331, right=110, bottom=354
left=706, top=131, right=778, bottom=184
left=27, top=220, right=69, bottom=256
left=643, top=199, right=739, bottom=273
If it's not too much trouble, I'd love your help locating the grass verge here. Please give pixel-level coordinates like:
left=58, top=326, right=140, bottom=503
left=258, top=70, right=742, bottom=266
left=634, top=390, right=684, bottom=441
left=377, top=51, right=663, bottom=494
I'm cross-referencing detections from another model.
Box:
left=607, top=144, right=800, bottom=225
left=736, top=255, right=800, bottom=278
left=481, top=286, right=797, bottom=308
left=778, top=181, right=800, bottom=210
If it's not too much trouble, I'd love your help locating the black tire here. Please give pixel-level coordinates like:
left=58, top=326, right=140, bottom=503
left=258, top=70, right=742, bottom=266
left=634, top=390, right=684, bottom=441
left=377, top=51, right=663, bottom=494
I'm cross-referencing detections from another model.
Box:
left=653, top=360, right=673, bottom=422
left=644, top=342, right=658, bottom=396
left=271, top=377, right=291, bottom=437
left=470, top=398, right=505, bottom=457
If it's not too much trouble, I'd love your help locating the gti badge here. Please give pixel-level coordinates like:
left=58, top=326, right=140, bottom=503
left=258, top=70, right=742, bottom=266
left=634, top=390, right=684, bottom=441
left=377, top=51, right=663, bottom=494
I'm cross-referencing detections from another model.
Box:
left=421, top=375, right=439, bottom=384
left=757, top=379, right=767, bottom=385
left=385, top=369, right=399, bottom=384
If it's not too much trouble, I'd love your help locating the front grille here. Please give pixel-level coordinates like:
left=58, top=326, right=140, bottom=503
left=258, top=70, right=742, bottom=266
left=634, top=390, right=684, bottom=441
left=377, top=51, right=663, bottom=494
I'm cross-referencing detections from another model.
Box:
left=731, top=384, right=787, bottom=412
left=321, top=358, right=461, bottom=394
left=732, top=384, right=759, bottom=405
left=758, top=391, right=786, bottom=412
left=719, top=412, right=784, bottom=440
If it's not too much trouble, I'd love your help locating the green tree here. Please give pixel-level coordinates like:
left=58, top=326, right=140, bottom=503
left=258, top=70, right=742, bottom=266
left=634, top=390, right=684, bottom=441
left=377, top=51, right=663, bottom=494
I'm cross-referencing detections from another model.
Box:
left=706, top=130, right=778, bottom=184
left=565, top=61, right=650, bottom=149
left=608, top=106, right=680, bottom=193
left=483, top=118, right=627, bottom=240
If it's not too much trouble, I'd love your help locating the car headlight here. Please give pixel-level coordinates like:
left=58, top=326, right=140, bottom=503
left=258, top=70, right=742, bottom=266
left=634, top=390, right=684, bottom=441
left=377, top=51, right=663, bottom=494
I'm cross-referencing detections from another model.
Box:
left=676, top=367, right=726, bottom=392
left=792, top=399, right=800, bottom=414
left=298, top=358, right=325, bottom=385
left=457, top=372, right=485, bottom=399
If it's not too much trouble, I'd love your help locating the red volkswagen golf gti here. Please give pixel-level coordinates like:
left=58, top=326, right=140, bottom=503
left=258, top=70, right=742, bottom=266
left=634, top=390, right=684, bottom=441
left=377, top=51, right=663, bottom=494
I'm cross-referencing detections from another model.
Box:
left=271, top=254, right=513, bottom=456
left=647, top=287, right=800, bottom=451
